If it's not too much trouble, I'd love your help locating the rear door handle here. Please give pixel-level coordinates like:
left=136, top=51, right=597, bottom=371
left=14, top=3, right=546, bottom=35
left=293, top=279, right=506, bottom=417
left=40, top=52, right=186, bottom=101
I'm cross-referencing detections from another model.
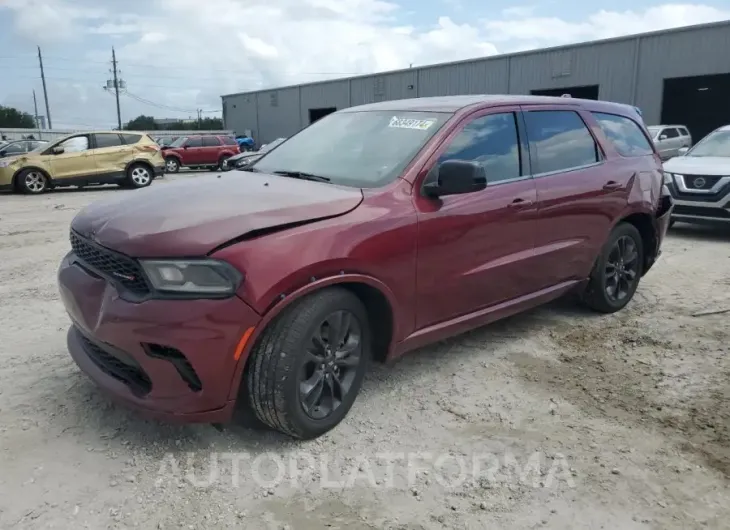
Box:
left=508, top=197, right=534, bottom=208
left=603, top=181, right=622, bottom=190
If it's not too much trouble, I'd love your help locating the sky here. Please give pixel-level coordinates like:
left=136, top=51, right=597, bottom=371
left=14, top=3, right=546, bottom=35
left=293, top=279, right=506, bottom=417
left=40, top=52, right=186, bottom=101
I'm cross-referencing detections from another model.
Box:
left=0, top=0, right=729, bottom=129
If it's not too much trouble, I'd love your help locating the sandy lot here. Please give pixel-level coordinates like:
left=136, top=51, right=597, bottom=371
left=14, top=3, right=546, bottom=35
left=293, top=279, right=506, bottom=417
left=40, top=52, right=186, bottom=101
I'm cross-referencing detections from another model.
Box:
left=0, top=174, right=728, bottom=529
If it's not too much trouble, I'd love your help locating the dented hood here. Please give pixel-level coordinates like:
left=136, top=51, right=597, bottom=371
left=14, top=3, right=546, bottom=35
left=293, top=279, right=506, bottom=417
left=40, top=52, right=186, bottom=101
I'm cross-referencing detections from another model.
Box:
left=71, top=172, right=363, bottom=257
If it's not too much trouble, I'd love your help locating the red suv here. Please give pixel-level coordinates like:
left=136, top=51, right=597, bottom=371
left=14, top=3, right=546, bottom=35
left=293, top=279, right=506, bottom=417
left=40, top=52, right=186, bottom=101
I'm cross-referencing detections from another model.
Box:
left=58, top=95, right=673, bottom=439
left=162, top=135, right=239, bottom=172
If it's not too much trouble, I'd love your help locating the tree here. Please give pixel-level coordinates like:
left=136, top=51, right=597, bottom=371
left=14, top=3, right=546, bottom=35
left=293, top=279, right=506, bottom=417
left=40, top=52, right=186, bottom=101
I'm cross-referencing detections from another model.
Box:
left=124, top=115, right=158, bottom=130
left=0, top=105, right=36, bottom=128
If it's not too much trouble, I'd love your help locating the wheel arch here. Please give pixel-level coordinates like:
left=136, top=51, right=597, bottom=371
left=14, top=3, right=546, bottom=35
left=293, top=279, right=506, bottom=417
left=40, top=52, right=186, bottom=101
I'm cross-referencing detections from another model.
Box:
left=227, top=274, right=398, bottom=401
left=616, top=212, right=655, bottom=275
left=125, top=158, right=155, bottom=175
left=12, top=166, right=53, bottom=190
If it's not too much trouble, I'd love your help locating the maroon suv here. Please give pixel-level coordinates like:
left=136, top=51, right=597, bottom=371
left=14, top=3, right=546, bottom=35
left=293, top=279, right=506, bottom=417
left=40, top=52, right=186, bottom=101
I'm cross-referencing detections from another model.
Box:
left=58, top=95, right=673, bottom=439
left=162, top=135, right=239, bottom=172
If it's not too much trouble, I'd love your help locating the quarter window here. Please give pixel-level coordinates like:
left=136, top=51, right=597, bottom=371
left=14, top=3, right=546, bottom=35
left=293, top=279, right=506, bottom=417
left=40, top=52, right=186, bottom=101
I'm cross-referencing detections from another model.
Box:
left=121, top=134, right=142, bottom=144
left=222, top=137, right=238, bottom=146
left=524, top=111, right=600, bottom=174
left=593, top=112, right=654, bottom=157
left=95, top=133, right=123, bottom=148
left=438, top=112, right=521, bottom=183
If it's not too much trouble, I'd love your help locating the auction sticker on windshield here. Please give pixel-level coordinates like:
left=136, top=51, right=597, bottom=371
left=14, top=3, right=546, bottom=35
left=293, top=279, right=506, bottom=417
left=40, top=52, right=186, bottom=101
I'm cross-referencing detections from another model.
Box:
left=388, top=116, right=436, bottom=130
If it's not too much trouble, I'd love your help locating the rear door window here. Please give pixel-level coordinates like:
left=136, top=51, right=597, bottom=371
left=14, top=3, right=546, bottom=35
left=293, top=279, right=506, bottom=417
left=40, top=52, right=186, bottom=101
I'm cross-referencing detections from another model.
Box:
left=202, top=136, right=222, bottom=147
left=523, top=110, right=600, bottom=174
left=592, top=112, right=654, bottom=157
left=94, top=133, right=123, bottom=148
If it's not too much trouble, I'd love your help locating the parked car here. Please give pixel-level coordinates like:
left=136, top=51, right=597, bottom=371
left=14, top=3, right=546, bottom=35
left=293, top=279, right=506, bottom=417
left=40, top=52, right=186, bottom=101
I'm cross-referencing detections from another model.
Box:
left=663, top=124, right=730, bottom=227
left=0, top=139, right=48, bottom=158
left=162, top=135, right=239, bottom=172
left=222, top=137, right=286, bottom=170
left=58, top=95, right=672, bottom=439
left=235, top=135, right=255, bottom=151
left=0, top=131, right=164, bottom=194
left=647, top=125, right=692, bottom=160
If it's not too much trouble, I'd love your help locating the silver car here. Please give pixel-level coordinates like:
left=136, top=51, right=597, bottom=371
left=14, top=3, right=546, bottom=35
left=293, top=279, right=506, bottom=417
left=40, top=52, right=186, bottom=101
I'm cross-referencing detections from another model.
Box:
left=647, top=125, right=692, bottom=160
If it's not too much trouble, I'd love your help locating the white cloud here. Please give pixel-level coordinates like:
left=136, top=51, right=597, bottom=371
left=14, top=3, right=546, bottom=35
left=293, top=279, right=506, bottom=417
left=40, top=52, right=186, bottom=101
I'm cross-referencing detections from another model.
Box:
left=1, top=1, right=729, bottom=128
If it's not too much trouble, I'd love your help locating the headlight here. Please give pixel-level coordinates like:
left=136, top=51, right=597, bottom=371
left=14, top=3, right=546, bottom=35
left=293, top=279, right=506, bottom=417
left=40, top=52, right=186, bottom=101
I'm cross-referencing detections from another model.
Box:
left=140, top=259, right=242, bottom=296
left=663, top=172, right=675, bottom=185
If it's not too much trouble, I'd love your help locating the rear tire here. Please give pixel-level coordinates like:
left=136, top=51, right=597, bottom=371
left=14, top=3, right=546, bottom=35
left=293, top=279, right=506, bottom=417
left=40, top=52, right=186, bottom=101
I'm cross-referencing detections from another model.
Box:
left=125, top=163, right=153, bottom=189
left=582, top=223, right=644, bottom=314
left=17, top=169, right=48, bottom=194
left=165, top=157, right=180, bottom=173
left=246, top=287, right=370, bottom=439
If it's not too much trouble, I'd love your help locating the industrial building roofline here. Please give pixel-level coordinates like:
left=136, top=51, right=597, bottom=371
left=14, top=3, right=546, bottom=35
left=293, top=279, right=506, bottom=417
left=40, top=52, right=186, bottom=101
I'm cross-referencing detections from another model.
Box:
left=221, top=19, right=730, bottom=98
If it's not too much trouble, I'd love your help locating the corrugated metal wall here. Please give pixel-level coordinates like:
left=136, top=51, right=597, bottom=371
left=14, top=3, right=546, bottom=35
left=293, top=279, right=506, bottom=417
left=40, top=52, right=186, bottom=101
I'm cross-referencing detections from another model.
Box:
left=223, top=22, right=730, bottom=143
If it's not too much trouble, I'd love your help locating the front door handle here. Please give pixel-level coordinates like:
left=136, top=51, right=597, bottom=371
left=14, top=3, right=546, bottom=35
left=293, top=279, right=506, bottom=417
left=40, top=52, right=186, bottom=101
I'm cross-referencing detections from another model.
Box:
left=603, top=181, right=622, bottom=190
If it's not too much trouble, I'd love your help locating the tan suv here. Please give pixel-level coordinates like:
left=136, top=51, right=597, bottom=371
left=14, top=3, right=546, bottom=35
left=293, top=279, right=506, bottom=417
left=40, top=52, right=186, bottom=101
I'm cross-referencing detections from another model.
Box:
left=0, top=131, right=165, bottom=194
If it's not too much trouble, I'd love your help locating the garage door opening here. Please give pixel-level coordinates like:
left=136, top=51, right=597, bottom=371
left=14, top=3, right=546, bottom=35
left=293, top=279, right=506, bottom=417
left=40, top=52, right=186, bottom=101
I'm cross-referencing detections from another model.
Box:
left=530, top=85, right=599, bottom=100
left=308, top=107, right=336, bottom=124
left=661, top=73, right=730, bottom=141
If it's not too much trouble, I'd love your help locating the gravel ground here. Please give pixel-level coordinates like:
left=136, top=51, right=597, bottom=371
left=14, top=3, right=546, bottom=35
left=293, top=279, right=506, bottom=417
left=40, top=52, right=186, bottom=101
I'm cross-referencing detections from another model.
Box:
left=0, top=174, right=729, bottom=529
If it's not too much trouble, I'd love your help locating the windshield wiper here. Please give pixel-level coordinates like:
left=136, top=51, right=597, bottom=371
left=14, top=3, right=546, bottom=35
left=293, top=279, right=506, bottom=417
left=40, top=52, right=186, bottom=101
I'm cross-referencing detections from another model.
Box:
left=272, top=170, right=331, bottom=182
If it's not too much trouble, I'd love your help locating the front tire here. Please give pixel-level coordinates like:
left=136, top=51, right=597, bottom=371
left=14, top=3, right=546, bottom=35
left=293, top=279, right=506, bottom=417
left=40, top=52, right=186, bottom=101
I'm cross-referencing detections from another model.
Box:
left=165, top=157, right=180, bottom=173
left=582, top=223, right=644, bottom=314
left=17, top=169, right=48, bottom=194
left=246, top=287, right=370, bottom=439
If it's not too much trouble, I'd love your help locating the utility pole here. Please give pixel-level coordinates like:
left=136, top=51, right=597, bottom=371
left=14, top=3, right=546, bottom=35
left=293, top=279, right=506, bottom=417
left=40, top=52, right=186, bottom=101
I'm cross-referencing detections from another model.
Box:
left=32, top=90, right=41, bottom=139
left=197, top=109, right=202, bottom=130
left=37, top=46, right=52, bottom=129
left=111, top=47, right=122, bottom=130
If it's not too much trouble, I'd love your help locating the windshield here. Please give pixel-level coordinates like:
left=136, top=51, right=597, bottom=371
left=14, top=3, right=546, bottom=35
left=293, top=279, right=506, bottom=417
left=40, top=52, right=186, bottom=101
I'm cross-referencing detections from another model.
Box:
left=170, top=136, right=187, bottom=147
left=252, top=111, right=451, bottom=188
left=686, top=130, right=730, bottom=157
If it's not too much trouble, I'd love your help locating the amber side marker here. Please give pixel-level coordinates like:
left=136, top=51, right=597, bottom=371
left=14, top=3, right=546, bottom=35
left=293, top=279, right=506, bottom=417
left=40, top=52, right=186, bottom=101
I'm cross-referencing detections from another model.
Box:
left=233, top=327, right=255, bottom=360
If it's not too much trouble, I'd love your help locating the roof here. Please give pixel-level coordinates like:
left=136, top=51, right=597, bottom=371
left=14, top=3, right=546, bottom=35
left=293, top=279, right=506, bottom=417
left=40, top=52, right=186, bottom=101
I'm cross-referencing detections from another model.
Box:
left=717, top=125, right=730, bottom=132
left=337, top=94, right=639, bottom=115
left=221, top=20, right=730, bottom=99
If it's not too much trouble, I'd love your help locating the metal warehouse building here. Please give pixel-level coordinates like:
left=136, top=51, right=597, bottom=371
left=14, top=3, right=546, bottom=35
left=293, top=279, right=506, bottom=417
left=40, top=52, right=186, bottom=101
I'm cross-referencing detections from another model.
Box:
left=221, top=20, right=730, bottom=144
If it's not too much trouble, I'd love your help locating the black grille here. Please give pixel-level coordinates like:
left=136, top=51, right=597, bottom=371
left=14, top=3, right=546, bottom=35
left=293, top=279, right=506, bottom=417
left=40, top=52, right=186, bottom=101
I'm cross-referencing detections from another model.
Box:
left=77, top=329, right=152, bottom=396
left=144, top=344, right=202, bottom=392
left=674, top=205, right=730, bottom=219
left=681, top=174, right=723, bottom=190
left=70, top=231, right=150, bottom=295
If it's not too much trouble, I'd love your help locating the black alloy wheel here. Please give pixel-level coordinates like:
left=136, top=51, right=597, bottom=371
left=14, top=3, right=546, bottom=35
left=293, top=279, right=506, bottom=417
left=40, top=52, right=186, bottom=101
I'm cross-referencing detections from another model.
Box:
left=298, top=310, right=362, bottom=420
left=604, top=235, right=640, bottom=304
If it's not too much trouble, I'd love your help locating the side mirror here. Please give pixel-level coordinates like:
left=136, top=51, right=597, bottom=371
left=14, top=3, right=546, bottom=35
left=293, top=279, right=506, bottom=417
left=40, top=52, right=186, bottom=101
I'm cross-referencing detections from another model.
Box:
left=53, top=146, right=65, bottom=154
left=659, top=135, right=667, bottom=140
left=423, top=160, right=487, bottom=198
left=678, top=147, right=689, bottom=156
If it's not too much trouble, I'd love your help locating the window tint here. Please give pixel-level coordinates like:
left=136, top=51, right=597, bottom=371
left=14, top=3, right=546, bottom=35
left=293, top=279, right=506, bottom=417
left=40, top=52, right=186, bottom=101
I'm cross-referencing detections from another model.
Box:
left=4, top=143, right=26, bottom=154
left=524, top=111, right=600, bottom=174
left=222, top=137, right=237, bottom=146
left=202, top=136, right=221, bottom=147
left=59, top=136, right=89, bottom=153
left=438, top=112, right=521, bottom=183
left=95, top=133, right=123, bottom=148
left=593, top=112, right=654, bottom=157
left=186, top=137, right=203, bottom=147
left=663, top=128, right=679, bottom=139
left=122, top=133, right=142, bottom=144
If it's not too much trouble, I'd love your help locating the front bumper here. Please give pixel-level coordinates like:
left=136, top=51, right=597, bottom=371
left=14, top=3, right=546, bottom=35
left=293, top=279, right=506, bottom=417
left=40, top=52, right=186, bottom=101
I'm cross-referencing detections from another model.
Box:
left=58, top=252, right=261, bottom=422
left=644, top=185, right=673, bottom=274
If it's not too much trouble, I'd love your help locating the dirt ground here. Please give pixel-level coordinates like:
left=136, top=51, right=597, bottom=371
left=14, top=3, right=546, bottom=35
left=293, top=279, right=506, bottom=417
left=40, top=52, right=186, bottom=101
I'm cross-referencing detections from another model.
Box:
left=0, top=174, right=728, bottom=529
